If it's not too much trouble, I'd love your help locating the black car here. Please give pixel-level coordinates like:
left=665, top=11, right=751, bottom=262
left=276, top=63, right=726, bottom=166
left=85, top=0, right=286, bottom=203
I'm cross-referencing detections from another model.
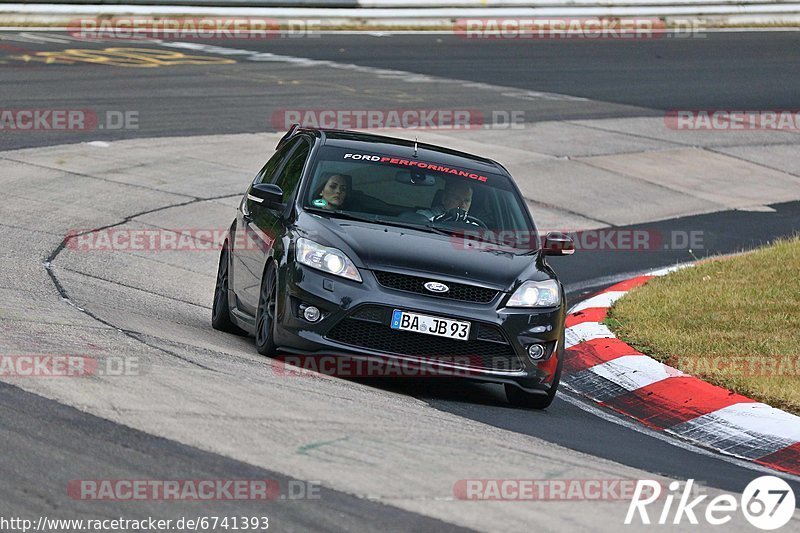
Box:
left=212, top=125, right=574, bottom=408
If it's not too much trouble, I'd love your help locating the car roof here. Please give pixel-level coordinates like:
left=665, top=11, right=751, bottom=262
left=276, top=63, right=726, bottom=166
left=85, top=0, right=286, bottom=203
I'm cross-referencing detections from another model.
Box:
left=290, top=127, right=509, bottom=177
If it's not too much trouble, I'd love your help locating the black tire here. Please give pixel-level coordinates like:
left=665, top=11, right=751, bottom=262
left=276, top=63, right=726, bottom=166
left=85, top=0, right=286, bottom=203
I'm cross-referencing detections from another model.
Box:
left=505, top=336, right=564, bottom=409
left=212, top=244, right=246, bottom=335
left=255, top=263, right=278, bottom=356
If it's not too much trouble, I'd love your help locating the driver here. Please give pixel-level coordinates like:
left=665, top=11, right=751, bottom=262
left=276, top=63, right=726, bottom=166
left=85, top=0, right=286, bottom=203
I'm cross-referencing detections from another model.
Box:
left=417, top=180, right=473, bottom=221
left=312, top=173, right=351, bottom=211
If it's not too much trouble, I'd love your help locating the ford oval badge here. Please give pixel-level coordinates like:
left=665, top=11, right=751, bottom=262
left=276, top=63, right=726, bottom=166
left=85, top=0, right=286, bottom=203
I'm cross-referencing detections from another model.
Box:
left=424, top=281, right=449, bottom=293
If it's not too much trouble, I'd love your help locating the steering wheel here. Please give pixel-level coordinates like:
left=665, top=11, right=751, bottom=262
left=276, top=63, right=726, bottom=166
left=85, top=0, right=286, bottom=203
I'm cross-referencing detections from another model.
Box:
left=432, top=208, right=488, bottom=229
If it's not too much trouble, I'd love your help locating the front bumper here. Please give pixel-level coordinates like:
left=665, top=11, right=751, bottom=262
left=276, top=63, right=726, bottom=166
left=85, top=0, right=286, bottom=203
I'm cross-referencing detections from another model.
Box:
left=274, top=264, right=565, bottom=390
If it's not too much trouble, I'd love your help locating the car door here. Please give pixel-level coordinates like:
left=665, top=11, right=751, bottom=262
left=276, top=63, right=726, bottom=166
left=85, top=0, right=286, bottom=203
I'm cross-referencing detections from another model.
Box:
left=231, top=138, right=299, bottom=315
left=233, top=136, right=311, bottom=314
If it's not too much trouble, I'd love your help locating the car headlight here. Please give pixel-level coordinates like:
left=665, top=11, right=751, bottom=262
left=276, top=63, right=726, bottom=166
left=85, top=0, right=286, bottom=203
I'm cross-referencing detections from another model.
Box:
left=507, top=279, right=560, bottom=307
left=295, top=238, right=362, bottom=282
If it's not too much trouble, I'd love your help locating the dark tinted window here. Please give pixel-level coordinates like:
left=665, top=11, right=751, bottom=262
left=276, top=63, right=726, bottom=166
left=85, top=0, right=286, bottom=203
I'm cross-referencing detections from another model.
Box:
left=256, top=138, right=300, bottom=184
left=274, top=139, right=311, bottom=202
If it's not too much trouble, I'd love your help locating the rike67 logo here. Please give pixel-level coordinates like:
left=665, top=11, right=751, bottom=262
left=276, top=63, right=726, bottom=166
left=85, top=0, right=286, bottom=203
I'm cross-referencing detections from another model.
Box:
left=626, top=477, right=796, bottom=530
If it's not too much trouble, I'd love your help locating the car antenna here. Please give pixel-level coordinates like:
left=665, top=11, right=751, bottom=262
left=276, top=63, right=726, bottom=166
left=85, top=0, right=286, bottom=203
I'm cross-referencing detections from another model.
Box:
left=413, top=137, right=418, bottom=157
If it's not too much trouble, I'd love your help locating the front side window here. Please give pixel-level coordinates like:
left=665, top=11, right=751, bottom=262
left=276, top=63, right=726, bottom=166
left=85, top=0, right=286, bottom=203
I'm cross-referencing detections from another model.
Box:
left=255, top=138, right=299, bottom=184
left=273, top=139, right=311, bottom=202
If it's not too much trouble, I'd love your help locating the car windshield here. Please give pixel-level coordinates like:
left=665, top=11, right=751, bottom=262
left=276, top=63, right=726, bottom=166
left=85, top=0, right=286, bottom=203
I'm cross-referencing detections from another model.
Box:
left=303, top=145, right=537, bottom=249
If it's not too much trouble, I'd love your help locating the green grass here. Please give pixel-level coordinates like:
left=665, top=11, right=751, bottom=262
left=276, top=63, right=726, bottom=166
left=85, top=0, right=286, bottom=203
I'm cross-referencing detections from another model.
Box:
left=607, top=236, right=800, bottom=415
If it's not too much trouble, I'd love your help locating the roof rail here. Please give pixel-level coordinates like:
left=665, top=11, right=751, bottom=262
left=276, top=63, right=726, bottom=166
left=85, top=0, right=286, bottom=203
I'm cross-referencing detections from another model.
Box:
left=276, top=123, right=301, bottom=149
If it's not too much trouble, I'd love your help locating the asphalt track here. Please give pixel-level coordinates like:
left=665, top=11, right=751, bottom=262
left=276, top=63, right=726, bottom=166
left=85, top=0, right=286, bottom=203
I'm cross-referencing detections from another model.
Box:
left=0, top=381, right=468, bottom=532
left=1, top=29, right=800, bottom=531
left=2, top=30, right=800, bottom=150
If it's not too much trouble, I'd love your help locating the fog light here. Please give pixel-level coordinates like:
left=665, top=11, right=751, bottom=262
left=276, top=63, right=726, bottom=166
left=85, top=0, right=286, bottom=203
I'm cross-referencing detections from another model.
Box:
left=527, top=344, right=545, bottom=360
left=303, top=306, right=321, bottom=322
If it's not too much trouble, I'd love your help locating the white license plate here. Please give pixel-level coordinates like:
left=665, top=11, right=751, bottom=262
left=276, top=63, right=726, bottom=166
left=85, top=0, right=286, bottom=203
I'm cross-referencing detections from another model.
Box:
left=390, top=309, right=471, bottom=341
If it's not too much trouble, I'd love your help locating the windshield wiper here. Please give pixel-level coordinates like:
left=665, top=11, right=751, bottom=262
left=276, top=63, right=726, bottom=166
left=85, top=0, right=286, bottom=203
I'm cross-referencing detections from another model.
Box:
left=308, top=209, right=378, bottom=224
left=309, top=208, right=454, bottom=237
left=373, top=217, right=456, bottom=237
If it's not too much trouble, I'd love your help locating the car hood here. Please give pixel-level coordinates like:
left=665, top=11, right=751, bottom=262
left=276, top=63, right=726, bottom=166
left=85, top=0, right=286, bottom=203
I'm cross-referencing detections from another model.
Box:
left=297, top=212, right=548, bottom=291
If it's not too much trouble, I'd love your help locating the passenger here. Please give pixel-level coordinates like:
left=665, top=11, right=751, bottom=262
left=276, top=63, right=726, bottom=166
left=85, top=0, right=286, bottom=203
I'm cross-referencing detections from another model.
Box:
left=417, top=180, right=473, bottom=220
left=313, top=174, right=351, bottom=211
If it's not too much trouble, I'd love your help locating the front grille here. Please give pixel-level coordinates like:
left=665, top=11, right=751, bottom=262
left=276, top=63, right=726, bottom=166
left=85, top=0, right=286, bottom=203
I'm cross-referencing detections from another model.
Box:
left=326, top=306, right=522, bottom=372
left=373, top=271, right=499, bottom=304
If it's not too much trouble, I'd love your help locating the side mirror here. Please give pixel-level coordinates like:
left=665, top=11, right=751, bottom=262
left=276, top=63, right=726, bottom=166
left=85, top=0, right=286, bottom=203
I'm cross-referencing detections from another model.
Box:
left=248, top=183, right=284, bottom=209
left=543, top=231, right=575, bottom=256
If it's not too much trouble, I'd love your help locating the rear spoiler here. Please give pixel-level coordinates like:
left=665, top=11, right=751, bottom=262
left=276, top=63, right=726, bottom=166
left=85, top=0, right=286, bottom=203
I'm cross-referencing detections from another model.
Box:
left=276, top=123, right=300, bottom=149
